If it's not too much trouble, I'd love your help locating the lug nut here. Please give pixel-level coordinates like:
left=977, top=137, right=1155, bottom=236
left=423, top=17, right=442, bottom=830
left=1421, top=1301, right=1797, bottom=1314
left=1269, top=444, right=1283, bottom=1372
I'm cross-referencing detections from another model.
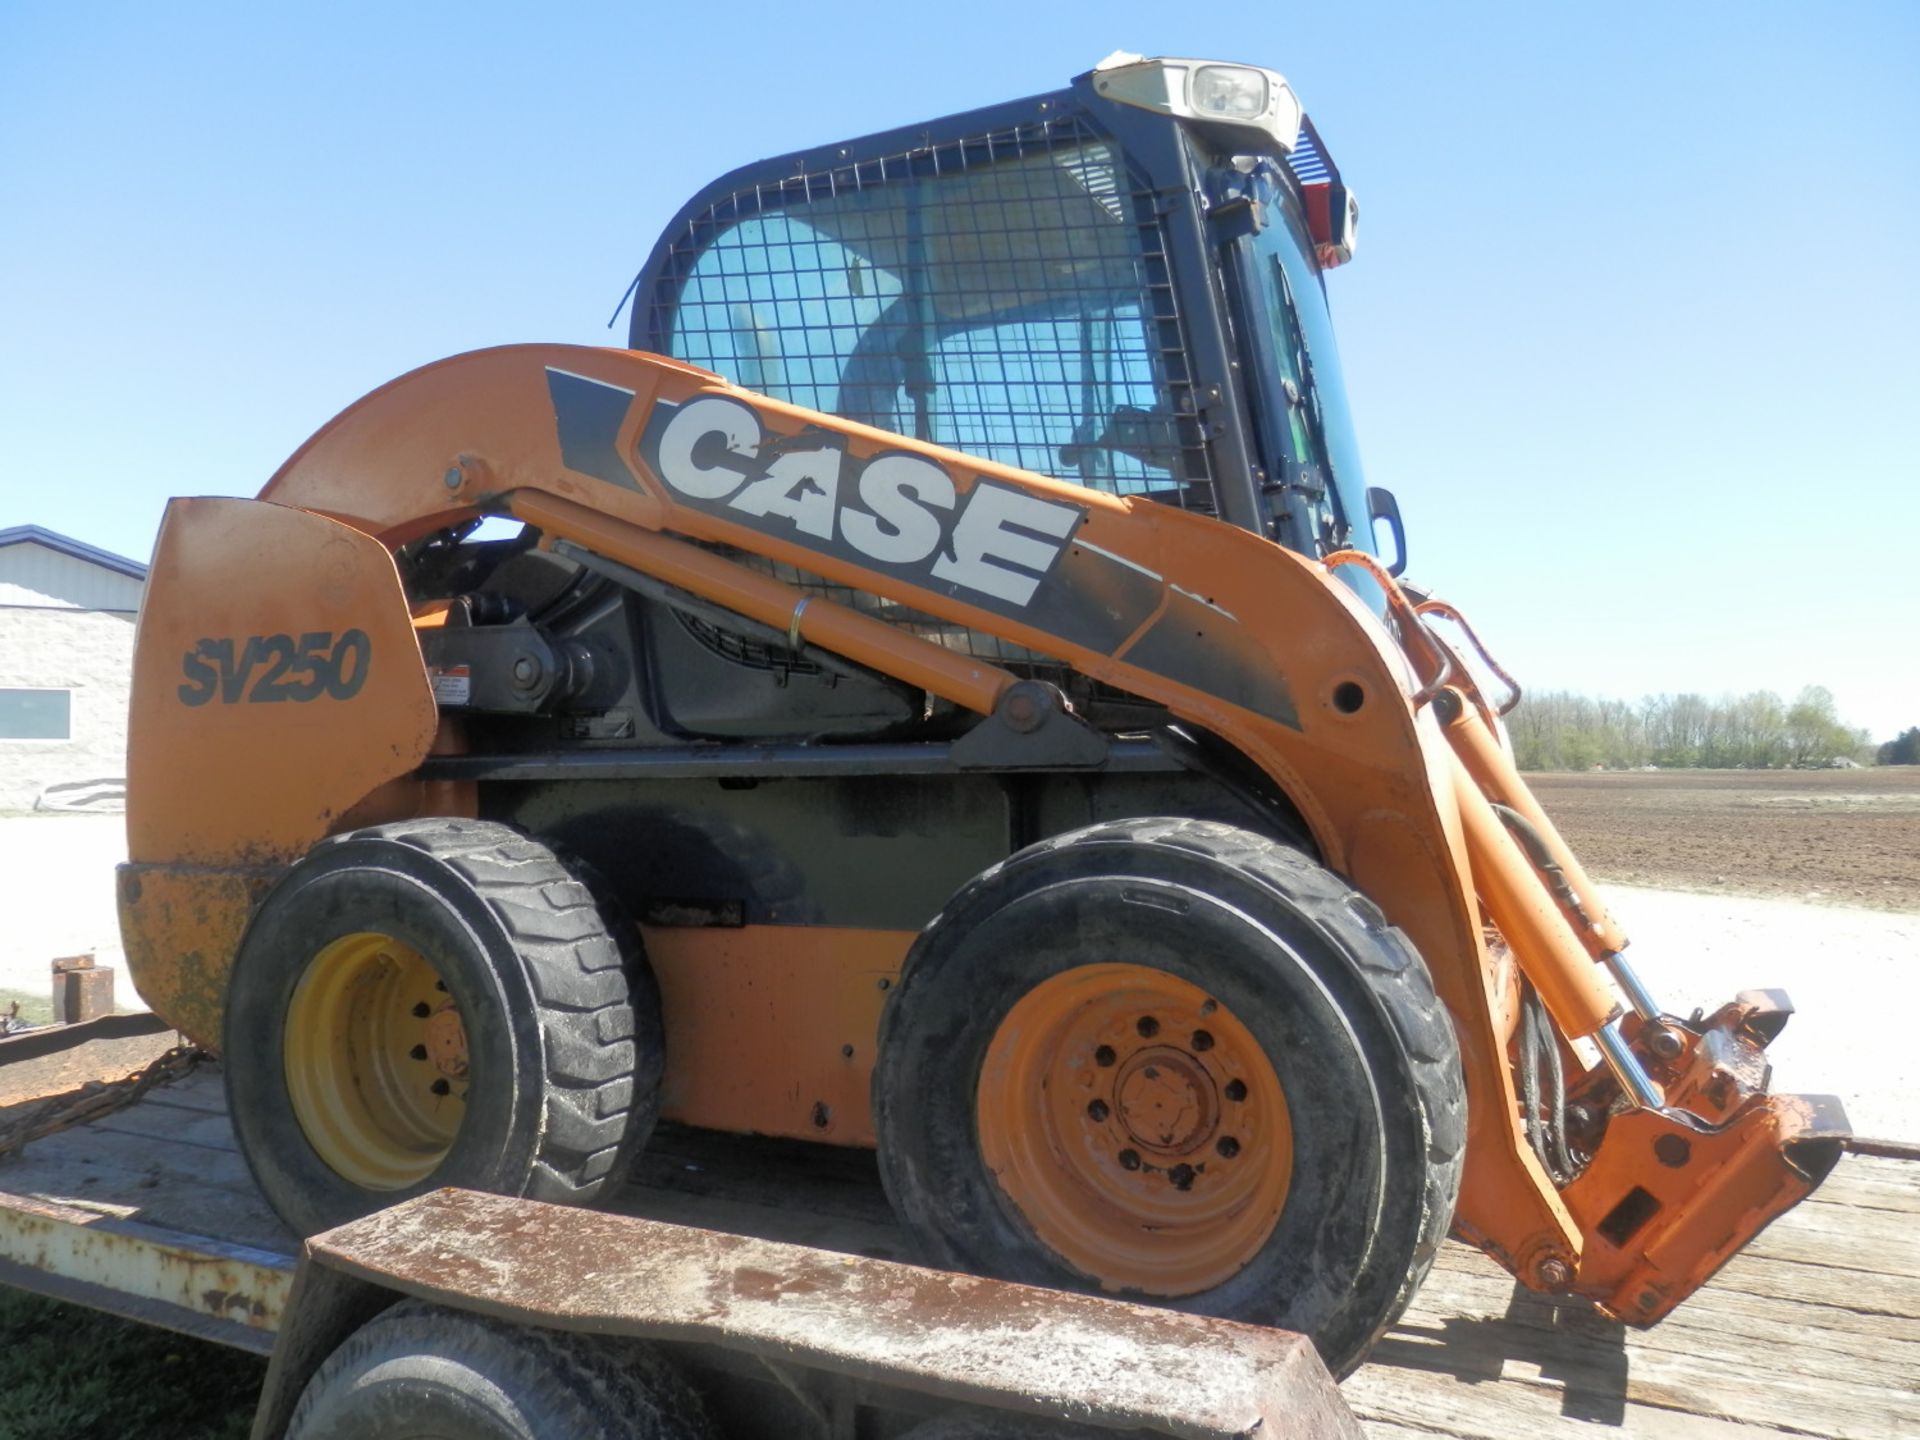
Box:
left=412, top=1002, right=432, bottom=1019
left=1168, top=1163, right=1195, bottom=1190
left=1117, top=1148, right=1141, bottom=1171
left=410, top=1044, right=429, bottom=1061
left=1087, top=1099, right=1110, bottom=1122
left=1216, top=1136, right=1240, bottom=1158
left=1094, top=1045, right=1117, bottom=1067
left=1191, top=1029, right=1214, bottom=1052
left=1224, top=1079, right=1248, bottom=1102
left=1136, top=1016, right=1160, bottom=1038
left=430, top=1079, right=452, bottom=1097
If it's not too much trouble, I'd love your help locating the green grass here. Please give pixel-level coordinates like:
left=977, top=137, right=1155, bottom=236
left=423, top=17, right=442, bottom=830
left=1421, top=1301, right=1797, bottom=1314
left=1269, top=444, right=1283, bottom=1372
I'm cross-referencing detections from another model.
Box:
left=0, top=988, right=51, bottom=1026
left=0, top=1288, right=264, bottom=1439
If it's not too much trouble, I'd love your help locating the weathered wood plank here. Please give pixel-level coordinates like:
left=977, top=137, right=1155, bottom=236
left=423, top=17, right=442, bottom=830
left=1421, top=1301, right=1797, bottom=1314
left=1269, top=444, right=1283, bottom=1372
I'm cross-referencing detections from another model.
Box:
left=1359, top=1303, right=1915, bottom=1440
left=1802, top=1156, right=1920, bottom=1214
left=1346, top=1360, right=1900, bottom=1440
left=1416, top=1250, right=1920, bottom=1370
left=20, top=1116, right=259, bottom=1193
left=1804, top=1184, right=1920, bottom=1218
left=88, top=1105, right=240, bottom=1154
left=1746, top=1212, right=1920, bottom=1279
left=1380, top=1273, right=1916, bottom=1437
left=1701, top=1251, right=1920, bottom=1317
left=1356, top=1155, right=1920, bottom=1439
left=131, top=1067, right=230, bottom=1114
left=7, top=1072, right=1916, bottom=1439
left=1431, top=1248, right=1920, bottom=1328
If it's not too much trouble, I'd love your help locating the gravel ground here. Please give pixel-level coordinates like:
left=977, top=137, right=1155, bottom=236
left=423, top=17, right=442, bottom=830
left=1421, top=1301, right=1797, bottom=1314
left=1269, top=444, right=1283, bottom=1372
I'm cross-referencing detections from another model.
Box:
left=1598, top=883, right=1914, bottom=1142
left=0, top=815, right=1907, bottom=1139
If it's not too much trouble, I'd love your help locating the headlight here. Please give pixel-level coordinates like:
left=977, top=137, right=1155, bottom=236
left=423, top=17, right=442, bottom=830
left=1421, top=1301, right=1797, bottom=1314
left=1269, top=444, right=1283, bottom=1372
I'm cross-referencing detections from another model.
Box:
left=1091, top=53, right=1303, bottom=156
left=1191, top=65, right=1269, bottom=120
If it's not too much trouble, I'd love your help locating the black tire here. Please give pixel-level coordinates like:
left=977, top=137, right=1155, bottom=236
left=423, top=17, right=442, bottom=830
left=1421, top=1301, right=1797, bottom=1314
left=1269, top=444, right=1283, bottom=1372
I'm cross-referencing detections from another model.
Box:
left=873, top=818, right=1464, bottom=1377
left=225, top=817, right=664, bottom=1235
left=286, top=1299, right=711, bottom=1440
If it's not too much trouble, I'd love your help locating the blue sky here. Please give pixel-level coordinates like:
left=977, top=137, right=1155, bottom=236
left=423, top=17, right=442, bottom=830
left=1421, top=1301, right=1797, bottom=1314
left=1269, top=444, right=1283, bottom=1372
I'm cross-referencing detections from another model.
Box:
left=3, top=2, right=1915, bottom=739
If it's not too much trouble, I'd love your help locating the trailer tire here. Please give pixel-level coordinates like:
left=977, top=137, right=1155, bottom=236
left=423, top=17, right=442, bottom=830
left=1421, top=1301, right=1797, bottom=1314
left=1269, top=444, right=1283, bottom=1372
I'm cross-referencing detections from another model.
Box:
left=874, top=818, right=1464, bottom=1377
left=286, top=1299, right=712, bottom=1440
left=225, top=818, right=663, bottom=1235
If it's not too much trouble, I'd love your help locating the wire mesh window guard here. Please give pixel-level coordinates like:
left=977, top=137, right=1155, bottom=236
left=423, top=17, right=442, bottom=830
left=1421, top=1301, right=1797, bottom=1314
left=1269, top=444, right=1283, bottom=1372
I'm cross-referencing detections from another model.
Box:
left=649, top=117, right=1215, bottom=509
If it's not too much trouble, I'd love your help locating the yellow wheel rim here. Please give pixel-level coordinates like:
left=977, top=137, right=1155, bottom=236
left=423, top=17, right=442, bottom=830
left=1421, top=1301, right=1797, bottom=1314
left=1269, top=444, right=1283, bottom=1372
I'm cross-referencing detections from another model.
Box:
left=283, top=932, right=468, bottom=1190
left=976, top=963, right=1293, bottom=1295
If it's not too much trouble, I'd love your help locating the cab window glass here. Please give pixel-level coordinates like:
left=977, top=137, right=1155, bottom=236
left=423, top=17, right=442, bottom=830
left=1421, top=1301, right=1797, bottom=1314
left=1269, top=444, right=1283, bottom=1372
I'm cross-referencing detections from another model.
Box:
left=662, top=135, right=1207, bottom=499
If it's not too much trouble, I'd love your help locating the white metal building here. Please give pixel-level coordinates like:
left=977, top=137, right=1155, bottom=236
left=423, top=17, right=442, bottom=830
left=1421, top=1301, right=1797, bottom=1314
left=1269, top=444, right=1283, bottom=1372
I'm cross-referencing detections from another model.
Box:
left=0, top=526, right=147, bottom=811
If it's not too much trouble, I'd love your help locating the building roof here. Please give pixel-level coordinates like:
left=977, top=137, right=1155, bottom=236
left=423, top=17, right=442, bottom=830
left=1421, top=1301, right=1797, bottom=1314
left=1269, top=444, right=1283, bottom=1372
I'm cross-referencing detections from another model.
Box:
left=0, top=525, right=148, bottom=581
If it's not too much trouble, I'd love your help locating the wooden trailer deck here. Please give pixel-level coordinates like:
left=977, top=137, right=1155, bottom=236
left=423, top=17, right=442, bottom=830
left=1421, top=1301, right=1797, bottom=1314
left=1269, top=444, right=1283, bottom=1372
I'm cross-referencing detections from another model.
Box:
left=1, top=1046, right=1914, bottom=1440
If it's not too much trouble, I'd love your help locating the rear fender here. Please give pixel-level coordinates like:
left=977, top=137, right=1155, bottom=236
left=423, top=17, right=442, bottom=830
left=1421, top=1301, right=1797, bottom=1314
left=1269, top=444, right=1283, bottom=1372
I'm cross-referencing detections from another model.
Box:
left=119, top=497, right=437, bottom=1043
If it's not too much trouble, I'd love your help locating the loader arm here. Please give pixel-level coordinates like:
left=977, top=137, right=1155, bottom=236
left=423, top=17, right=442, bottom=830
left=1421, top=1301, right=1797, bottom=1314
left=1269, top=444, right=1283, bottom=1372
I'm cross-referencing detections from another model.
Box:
left=126, top=342, right=1843, bottom=1328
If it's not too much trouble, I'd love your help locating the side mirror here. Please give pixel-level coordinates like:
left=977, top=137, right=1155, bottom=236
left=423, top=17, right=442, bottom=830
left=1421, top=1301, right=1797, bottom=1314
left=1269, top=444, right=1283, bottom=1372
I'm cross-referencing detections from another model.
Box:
left=1366, top=487, right=1407, bottom=577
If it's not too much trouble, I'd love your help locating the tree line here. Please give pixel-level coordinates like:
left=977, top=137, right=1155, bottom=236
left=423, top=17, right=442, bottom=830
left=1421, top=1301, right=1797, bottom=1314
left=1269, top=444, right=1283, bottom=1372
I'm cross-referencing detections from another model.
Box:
left=1504, top=686, right=1885, bottom=771
left=1879, top=727, right=1920, bottom=766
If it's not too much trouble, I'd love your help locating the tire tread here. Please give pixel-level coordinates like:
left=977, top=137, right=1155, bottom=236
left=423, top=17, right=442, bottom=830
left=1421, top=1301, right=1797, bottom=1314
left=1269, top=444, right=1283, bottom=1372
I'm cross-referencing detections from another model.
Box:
left=313, top=818, right=649, bottom=1204
left=287, top=1298, right=712, bottom=1439
left=891, top=815, right=1467, bottom=1369
left=1036, top=817, right=1467, bottom=1347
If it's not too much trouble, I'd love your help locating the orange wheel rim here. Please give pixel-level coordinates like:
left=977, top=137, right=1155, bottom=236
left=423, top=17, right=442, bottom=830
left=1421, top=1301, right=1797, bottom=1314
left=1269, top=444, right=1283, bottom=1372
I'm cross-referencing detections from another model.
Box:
left=976, top=963, right=1293, bottom=1295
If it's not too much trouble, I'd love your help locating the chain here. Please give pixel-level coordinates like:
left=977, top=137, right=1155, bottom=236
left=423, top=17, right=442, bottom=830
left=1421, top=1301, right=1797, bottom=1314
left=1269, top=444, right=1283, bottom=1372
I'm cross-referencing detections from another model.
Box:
left=0, top=1045, right=208, bottom=1162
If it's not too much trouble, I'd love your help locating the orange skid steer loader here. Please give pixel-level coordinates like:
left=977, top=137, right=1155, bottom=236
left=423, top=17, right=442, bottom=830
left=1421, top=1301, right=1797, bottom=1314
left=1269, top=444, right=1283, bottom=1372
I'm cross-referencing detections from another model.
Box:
left=117, top=54, right=1846, bottom=1377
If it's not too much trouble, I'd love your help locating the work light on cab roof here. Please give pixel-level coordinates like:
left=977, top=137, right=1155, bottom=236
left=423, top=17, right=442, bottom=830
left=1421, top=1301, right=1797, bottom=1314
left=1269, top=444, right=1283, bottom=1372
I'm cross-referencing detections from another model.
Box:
left=1093, top=52, right=1358, bottom=266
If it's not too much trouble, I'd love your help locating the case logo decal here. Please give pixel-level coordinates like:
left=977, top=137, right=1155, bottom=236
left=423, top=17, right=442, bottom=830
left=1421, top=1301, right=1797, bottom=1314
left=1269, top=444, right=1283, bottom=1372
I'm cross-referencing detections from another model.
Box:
left=638, top=395, right=1082, bottom=609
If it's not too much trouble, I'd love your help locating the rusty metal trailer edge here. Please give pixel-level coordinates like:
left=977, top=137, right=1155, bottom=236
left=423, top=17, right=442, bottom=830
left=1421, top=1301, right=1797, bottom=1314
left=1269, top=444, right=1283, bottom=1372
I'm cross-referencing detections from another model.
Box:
left=0, top=1067, right=1358, bottom=1440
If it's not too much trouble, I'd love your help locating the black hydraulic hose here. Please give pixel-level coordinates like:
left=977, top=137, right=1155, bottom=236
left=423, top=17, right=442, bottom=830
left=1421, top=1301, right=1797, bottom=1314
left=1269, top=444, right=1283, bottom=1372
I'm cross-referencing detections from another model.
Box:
left=1539, top=990, right=1575, bottom=1180
left=1519, top=989, right=1547, bottom=1175
left=1519, top=984, right=1577, bottom=1185
left=1492, top=802, right=1593, bottom=929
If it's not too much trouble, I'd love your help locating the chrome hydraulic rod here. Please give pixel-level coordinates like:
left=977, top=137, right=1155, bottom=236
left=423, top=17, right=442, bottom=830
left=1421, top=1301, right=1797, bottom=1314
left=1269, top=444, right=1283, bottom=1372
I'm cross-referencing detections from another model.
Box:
left=1603, top=950, right=1661, bottom=1023
left=1596, top=1017, right=1666, bottom=1111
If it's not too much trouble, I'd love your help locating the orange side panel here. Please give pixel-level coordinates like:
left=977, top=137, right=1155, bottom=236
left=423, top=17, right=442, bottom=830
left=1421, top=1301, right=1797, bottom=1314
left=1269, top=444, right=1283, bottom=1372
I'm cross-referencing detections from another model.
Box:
left=125, top=497, right=438, bottom=866
left=644, top=925, right=913, bottom=1146
left=115, top=863, right=280, bottom=1048
left=122, top=498, right=438, bottom=1033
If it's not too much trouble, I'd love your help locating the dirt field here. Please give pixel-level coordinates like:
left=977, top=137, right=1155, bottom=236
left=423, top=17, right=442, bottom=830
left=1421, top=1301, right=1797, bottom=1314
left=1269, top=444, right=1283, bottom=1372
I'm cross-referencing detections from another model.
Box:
left=1529, top=767, right=1920, bottom=911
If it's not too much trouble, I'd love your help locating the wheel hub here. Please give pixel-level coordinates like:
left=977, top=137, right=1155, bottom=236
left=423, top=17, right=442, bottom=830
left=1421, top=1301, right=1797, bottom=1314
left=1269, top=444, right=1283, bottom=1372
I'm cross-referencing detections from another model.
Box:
left=425, top=1005, right=469, bottom=1078
left=1113, top=1047, right=1218, bottom=1155
left=283, top=932, right=468, bottom=1191
left=976, top=962, right=1294, bottom=1295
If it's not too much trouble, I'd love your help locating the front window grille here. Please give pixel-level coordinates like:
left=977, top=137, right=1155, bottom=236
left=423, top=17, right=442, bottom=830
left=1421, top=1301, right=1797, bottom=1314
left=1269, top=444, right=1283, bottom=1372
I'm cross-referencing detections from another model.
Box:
left=648, top=117, right=1215, bottom=510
